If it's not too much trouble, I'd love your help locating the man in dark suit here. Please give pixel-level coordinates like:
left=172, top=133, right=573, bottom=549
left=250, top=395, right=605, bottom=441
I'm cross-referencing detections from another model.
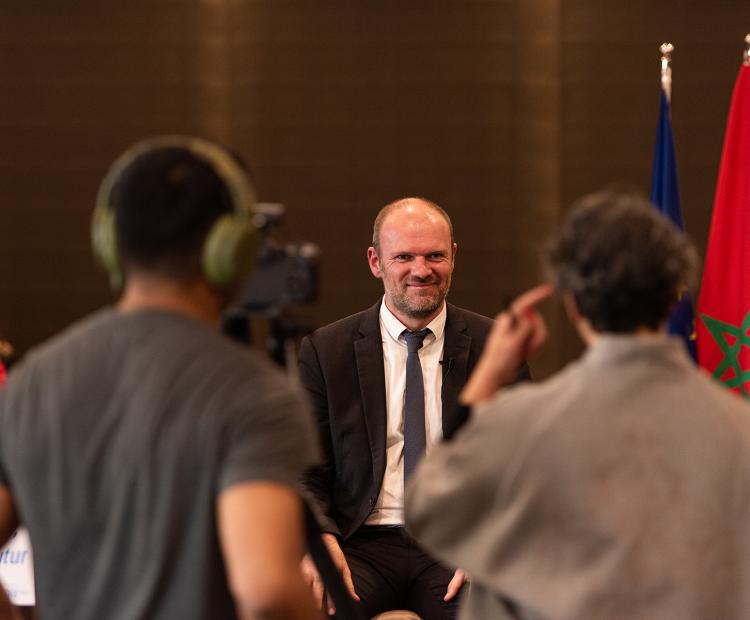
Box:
left=298, top=197, right=528, bottom=619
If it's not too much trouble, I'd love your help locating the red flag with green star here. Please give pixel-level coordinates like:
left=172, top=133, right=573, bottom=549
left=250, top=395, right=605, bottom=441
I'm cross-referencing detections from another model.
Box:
left=697, top=62, right=750, bottom=398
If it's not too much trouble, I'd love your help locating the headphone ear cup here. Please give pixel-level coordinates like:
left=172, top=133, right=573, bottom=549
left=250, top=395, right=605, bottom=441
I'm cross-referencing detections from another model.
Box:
left=94, top=136, right=258, bottom=292
left=91, top=206, right=123, bottom=289
left=202, top=214, right=259, bottom=289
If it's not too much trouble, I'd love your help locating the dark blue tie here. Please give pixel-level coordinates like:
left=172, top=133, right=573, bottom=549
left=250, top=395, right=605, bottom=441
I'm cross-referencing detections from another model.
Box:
left=402, top=328, right=431, bottom=482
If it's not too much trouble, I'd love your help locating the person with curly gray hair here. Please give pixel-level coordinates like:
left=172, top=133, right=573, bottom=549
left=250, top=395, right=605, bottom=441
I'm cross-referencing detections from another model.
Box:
left=406, top=188, right=750, bottom=620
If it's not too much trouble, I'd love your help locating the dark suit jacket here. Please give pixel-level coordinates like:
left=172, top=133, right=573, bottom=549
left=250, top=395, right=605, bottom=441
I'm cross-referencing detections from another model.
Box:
left=298, top=300, right=529, bottom=540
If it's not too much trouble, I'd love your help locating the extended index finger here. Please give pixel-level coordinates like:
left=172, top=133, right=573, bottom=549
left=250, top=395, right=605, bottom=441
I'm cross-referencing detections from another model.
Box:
left=509, top=283, right=554, bottom=317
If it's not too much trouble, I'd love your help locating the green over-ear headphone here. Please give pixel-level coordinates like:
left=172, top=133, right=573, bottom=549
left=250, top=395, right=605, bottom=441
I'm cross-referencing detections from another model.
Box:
left=91, top=135, right=259, bottom=290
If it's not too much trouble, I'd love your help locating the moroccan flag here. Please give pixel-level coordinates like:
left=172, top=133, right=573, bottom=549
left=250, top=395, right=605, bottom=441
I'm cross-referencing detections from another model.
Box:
left=697, top=62, right=750, bottom=398
left=650, top=87, right=696, bottom=360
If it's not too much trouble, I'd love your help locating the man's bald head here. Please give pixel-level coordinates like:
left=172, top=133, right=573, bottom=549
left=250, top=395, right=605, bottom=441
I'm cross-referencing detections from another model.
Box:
left=372, top=197, right=454, bottom=255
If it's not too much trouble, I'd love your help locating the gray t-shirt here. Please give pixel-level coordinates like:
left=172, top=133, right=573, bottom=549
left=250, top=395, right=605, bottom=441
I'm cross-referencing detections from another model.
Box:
left=0, top=308, right=319, bottom=620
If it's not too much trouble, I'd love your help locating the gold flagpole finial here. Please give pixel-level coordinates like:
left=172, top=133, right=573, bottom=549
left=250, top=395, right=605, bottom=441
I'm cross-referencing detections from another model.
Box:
left=744, top=34, right=750, bottom=66
left=660, top=42, right=674, bottom=102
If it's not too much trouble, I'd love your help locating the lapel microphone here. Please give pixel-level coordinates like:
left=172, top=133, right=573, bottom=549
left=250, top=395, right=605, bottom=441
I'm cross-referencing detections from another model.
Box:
left=439, top=358, right=454, bottom=372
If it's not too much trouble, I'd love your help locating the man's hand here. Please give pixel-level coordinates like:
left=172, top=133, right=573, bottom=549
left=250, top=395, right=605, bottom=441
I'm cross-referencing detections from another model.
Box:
left=301, top=533, right=359, bottom=615
left=300, top=555, right=324, bottom=610
left=461, top=284, right=553, bottom=406
left=444, top=568, right=468, bottom=602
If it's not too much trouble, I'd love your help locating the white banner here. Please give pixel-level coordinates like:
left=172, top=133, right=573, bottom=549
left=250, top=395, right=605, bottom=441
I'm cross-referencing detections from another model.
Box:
left=0, top=529, right=35, bottom=606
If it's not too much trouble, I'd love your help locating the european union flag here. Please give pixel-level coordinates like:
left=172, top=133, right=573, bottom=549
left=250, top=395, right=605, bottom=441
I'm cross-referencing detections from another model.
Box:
left=650, top=88, right=696, bottom=360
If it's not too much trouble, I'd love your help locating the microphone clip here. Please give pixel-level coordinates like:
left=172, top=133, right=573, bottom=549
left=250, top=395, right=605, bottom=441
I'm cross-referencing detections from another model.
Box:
left=439, top=357, right=454, bottom=372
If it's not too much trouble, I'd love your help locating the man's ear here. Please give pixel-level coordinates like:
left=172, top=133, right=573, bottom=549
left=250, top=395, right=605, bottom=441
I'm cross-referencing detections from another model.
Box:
left=367, top=247, right=382, bottom=279
left=451, top=242, right=458, bottom=265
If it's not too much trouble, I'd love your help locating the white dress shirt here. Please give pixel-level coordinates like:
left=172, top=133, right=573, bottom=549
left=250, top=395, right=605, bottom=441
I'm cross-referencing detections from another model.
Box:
left=366, top=299, right=446, bottom=525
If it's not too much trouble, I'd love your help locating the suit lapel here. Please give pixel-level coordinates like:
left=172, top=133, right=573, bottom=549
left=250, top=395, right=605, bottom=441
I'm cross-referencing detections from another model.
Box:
left=354, top=302, right=388, bottom=486
left=441, top=304, right=471, bottom=437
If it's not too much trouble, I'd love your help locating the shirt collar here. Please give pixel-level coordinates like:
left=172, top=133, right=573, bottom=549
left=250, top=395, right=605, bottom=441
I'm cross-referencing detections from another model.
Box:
left=379, top=297, right=447, bottom=345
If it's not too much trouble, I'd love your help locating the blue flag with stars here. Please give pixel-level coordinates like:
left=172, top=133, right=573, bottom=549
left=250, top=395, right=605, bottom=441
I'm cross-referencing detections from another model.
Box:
left=650, top=88, right=696, bottom=360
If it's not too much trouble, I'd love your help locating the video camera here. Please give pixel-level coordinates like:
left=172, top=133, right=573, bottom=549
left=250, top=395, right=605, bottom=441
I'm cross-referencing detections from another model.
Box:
left=236, top=203, right=319, bottom=312
left=223, top=203, right=320, bottom=366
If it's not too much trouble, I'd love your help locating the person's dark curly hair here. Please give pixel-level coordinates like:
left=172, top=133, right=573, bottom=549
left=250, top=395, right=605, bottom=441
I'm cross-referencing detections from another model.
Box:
left=546, top=188, right=700, bottom=333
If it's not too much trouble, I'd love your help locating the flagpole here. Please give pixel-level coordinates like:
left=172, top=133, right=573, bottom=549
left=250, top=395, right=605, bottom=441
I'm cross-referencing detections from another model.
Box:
left=660, top=42, right=674, bottom=102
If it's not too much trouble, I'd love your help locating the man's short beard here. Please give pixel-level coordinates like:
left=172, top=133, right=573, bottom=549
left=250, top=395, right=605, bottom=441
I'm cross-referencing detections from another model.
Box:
left=390, top=285, right=450, bottom=319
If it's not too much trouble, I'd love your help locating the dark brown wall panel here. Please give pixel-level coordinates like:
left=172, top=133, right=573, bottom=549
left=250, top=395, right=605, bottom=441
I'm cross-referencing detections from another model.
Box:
left=225, top=0, right=521, bottom=347
left=1, top=1, right=749, bottom=377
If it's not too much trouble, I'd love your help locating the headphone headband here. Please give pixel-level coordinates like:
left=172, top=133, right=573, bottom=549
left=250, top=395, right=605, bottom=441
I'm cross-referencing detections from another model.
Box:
left=95, top=135, right=256, bottom=218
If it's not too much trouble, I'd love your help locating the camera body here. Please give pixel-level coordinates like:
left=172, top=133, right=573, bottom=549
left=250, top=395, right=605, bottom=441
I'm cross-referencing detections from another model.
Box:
left=235, top=203, right=320, bottom=313
left=224, top=203, right=320, bottom=365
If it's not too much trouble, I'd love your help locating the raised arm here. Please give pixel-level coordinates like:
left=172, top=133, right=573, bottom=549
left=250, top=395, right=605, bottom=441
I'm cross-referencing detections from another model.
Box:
left=460, top=284, right=552, bottom=406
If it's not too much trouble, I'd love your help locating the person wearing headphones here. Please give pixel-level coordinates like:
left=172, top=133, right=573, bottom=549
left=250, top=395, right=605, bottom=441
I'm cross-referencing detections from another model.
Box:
left=0, top=137, right=323, bottom=620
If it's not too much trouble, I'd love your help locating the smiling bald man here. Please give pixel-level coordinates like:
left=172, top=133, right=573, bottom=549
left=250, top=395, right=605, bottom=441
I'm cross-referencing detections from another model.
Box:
left=298, top=197, right=530, bottom=619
